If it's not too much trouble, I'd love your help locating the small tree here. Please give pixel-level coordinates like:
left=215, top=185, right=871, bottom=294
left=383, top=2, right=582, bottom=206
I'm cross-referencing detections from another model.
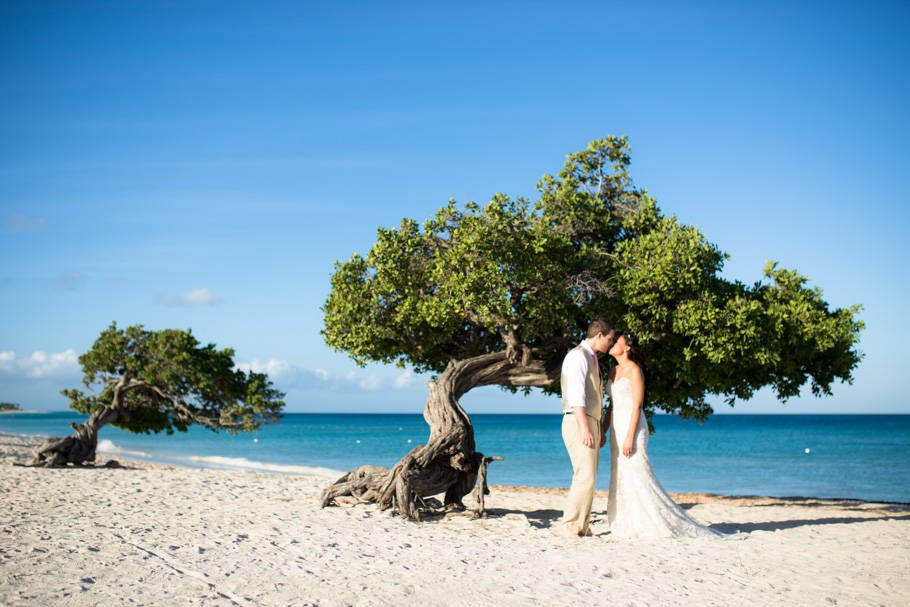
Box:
left=28, top=323, right=285, bottom=467
left=319, top=136, right=864, bottom=520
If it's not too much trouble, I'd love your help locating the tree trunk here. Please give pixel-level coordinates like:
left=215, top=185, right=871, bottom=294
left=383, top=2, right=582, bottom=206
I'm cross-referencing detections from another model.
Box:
left=27, top=406, right=122, bottom=467
left=27, top=376, right=132, bottom=467
left=319, top=348, right=562, bottom=521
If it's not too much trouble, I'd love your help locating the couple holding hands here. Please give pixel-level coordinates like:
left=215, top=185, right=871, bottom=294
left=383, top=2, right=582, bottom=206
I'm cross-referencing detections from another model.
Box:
left=558, top=318, right=725, bottom=540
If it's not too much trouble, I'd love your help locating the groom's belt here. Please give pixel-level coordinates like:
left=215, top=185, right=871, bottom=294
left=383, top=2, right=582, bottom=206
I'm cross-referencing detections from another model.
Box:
left=563, top=410, right=600, bottom=420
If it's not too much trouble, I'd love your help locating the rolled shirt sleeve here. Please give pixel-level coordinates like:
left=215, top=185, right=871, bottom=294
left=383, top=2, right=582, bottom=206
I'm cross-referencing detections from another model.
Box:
left=562, top=347, right=593, bottom=411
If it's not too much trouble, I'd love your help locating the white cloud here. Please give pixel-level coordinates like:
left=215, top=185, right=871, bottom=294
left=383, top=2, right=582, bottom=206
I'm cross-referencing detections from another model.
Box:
left=157, top=287, right=222, bottom=307
left=234, top=360, right=424, bottom=393
left=0, top=348, right=421, bottom=395
left=0, top=349, right=80, bottom=379
left=395, top=370, right=416, bottom=389
left=236, top=359, right=334, bottom=387
left=5, top=213, right=48, bottom=232
left=359, top=375, right=383, bottom=391
left=54, top=272, right=87, bottom=290
left=236, top=358, right=292, bottom=379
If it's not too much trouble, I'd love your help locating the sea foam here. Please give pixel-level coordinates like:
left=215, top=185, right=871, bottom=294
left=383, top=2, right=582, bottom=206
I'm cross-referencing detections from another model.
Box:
left=184, top=454, right=344, bottom=478
left=96, top=439, right=153, bottom=459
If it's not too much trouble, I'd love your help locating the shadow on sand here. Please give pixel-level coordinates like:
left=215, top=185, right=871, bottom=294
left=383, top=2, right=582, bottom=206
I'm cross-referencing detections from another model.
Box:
left=481, top=500, right=910, bottom=534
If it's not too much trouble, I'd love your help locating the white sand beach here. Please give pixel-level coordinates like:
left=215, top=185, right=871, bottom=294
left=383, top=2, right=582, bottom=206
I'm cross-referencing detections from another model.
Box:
left=2, top=434, right=908, bottom=606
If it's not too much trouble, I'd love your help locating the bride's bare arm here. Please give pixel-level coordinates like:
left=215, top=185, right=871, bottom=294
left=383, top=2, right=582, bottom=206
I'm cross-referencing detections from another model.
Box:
left=622, top=365, right=645, bottom=457
left=600, top=367, right=616, bottom=448
left=600, top=401, right=612, bottom=449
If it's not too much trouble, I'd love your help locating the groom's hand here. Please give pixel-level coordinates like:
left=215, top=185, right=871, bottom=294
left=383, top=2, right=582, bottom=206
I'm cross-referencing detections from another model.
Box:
left=580, top=428, right=596, bottom=448
left=574, top=407, right=595, bottom=447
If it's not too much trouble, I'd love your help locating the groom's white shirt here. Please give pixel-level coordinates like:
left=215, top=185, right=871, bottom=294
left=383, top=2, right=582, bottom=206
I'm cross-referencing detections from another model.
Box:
left=561, top=341, right=598, bottom=412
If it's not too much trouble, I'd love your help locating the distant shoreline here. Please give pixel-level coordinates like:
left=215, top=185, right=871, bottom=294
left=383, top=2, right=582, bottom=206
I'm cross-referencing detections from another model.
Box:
left=0, top=410, right=47, bottom=415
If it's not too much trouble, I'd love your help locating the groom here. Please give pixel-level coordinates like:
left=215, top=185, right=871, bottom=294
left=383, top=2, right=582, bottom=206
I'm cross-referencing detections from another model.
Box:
left=558, top=318, right=615, bottom=539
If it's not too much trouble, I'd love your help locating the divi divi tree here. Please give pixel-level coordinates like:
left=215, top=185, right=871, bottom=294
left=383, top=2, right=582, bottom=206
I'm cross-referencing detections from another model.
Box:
left=319, top=136, right=863, bottom=520
left=28, top=323, right=285, bottom=467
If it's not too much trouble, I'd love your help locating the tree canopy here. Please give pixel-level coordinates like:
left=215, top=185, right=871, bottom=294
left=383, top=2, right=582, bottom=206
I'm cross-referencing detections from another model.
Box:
left=62, top=322, right=285, bottom=435
left=322, top=136, right=863, bottom=422
left=31, top=322, right=285, bottom=467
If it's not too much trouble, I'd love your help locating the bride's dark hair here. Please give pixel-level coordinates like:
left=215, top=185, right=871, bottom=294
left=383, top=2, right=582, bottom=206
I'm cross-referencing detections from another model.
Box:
left=618, top=330, right=651, bottom=398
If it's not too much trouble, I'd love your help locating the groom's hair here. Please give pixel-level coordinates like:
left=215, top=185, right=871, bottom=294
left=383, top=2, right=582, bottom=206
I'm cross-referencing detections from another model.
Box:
left=585, top=318, right=614, bottom=339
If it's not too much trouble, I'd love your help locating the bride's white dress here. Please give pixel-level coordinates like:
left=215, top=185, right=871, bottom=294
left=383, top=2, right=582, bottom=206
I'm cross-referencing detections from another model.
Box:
left=607, top=377, right=725, bottom=539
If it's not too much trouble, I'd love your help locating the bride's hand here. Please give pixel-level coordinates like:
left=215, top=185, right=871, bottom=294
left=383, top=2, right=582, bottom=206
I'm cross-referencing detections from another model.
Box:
left=622, top=436, right=634, bottom=457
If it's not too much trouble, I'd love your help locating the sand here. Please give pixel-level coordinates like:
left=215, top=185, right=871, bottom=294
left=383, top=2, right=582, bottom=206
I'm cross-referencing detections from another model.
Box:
left=1, top=434, right=908, bottom=606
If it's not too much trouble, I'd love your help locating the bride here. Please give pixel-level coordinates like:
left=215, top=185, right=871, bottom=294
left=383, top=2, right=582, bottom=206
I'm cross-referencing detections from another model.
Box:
left=602, top=331, right=726, bottom=539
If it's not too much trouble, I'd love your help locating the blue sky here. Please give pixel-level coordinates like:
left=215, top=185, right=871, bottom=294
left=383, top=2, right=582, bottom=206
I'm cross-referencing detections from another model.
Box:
left=1, top=0, right=908, bottom=415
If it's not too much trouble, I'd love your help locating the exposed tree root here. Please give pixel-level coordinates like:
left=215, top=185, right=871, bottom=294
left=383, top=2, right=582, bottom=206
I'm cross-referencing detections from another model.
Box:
left=27, top=399, right=123, bottom=467
left=319, top=349, right=558, bottom=521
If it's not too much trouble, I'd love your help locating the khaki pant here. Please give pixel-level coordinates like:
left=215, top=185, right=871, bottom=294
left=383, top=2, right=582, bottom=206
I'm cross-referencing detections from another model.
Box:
left=559, top=413, right=600, bottom=536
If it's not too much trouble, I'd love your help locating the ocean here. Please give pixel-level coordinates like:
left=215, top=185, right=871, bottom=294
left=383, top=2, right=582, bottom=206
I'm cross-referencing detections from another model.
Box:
left=2, top=412, right=908, bottom=503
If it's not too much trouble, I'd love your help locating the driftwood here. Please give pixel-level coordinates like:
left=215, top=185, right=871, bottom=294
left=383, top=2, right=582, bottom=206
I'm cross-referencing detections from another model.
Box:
left=319, top=346, right=563, bottom=521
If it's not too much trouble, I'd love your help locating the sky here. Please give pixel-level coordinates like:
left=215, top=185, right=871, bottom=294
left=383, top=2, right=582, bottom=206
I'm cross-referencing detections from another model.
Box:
left=1, top=0, right=908, bottom=416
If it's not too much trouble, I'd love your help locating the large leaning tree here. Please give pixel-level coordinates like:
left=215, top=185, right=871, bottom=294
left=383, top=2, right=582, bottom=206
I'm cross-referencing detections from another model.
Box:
left=28, top=323, right=285, bottom=467
left=319, top=136, right=864, bottom=520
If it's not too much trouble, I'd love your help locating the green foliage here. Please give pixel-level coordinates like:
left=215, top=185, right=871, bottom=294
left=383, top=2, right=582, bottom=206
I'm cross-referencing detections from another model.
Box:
left=62, top=323, right=285, bottom=434
left=0, top=402, right=21, bottom=411
left=322, top=136, right=864, bottom=421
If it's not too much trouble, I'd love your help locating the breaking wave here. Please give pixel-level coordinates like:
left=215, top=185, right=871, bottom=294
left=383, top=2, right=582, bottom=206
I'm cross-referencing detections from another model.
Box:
left=96, top=439, right=153, bottom=459
left=182, top=455, right=344, bottom=478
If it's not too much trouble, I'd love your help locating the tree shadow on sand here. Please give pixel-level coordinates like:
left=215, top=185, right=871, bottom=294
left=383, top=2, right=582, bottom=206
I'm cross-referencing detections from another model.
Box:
left=480, top=501, right=910, bottom=534
left=482, top=508, right=563, bottom=530
left=706, top=513, right=910, bottom=534
left=675, top=495, right=910, bottom=533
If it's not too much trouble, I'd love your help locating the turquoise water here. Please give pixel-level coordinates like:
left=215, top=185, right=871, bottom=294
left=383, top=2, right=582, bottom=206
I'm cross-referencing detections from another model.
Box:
left=2, top=412, right=908, bottom=503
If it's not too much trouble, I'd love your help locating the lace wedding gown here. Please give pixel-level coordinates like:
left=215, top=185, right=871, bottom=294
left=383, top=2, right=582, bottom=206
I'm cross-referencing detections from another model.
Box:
left=607, top=377, right=725, bottom=539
